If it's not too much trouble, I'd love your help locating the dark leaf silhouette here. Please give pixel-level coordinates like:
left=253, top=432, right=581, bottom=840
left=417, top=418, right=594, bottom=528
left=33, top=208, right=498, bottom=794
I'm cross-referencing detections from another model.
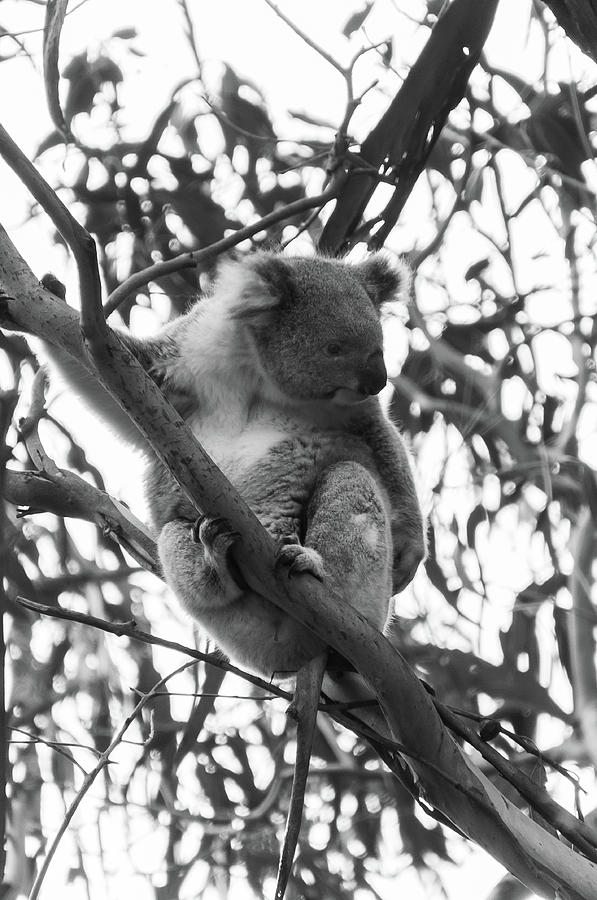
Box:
left=342, top=3, right=374, bottom=38
left=3, top=2, right=597, bottom=897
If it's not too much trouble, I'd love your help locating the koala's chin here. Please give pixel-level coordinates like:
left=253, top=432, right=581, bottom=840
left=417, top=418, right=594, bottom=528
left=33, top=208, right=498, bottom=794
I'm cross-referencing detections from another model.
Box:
left=330, top=387, right=371, bottom=405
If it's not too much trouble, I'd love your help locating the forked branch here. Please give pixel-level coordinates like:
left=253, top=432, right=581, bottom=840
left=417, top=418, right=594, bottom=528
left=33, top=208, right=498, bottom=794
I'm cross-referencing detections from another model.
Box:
left=1, top=125, right=597, bottom=898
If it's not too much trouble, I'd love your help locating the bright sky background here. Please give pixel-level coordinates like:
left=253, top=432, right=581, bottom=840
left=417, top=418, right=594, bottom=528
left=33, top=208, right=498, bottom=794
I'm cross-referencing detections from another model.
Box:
left=2, top=1, right=597, bottom=898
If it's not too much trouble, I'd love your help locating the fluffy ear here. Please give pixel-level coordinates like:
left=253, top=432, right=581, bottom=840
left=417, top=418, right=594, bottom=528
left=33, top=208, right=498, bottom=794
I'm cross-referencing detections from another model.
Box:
left=220, top=253, right=294, bottom=322
left=355, top=254, right=411, bottom=309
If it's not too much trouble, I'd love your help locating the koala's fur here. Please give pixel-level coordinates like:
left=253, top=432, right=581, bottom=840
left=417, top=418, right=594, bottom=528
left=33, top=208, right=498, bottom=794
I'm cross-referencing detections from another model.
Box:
left=47, top=252, right=426, bottom=678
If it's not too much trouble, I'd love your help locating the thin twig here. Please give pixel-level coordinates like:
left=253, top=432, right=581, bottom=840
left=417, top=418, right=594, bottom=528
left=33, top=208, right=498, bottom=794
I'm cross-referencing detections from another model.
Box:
left=13, top=596, right=455, bottom=780
left=132, top=690, right=275, bottom=701
left=413, top=147, right=473, bottom=268
left=0, top=390, right=17, bottom=882
left=178, top=0, right=202, bottom=76
left=9, top=0, right=92, bottom=37
left=28, top=659, right=197, bottom=900
left=199, top=92, right=280, bottom=144
left=437, top=703, right=597, bottom=860
left=280, top=200, right=329, bottom=249
left=443, top=706, right=583, bottom=791
left=15, top=595, right=292, bottom=702
left=103, top=186, right=338, bottom=315
left=7, top=370, right=158, bottom=571
left=9, top=727, right=90, bottom=775
left=263, top=0, right=346, bottom=76
left=4, top=470, right=158, bottom=572
left=0, top=123, right=102, bottom=336
left=261, top=0, right=378, bottom=173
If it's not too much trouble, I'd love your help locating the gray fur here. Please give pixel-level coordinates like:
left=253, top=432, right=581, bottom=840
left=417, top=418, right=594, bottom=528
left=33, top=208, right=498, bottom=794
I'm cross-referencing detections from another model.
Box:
left=47, top=252, right=426, bottom=678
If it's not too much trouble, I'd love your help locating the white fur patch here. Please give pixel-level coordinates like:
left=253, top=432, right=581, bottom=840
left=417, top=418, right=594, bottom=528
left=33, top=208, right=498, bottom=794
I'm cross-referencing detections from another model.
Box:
left=190, top=414, right=286, bottom=482
left=178, top=302, right=255, bottom=391
left=352, top=513, right=379, bottom=550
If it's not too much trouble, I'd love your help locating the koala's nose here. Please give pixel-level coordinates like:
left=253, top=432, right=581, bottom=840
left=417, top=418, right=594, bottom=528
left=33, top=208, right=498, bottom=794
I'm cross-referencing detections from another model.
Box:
left=362, top=350, right=387, bottom=395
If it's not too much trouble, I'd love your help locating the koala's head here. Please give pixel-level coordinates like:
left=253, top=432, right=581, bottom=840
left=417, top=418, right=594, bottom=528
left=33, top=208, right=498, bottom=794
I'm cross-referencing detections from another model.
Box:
left=219, top=252, right=409, bottom=406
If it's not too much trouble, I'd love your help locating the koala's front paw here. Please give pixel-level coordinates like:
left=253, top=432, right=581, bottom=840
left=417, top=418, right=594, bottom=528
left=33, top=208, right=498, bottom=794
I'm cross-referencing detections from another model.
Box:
left=192, top=516, right=244, bottom=596
left=276, top=540, right=325, bottom=582
left=392, top=529, right=426, bottom=594
left=192, top=515, right=239, bottom=551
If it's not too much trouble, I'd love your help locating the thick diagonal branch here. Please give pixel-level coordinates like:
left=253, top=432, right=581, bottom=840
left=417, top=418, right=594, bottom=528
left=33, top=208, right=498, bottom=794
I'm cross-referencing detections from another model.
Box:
left=1, top=222, right=597, bottom=898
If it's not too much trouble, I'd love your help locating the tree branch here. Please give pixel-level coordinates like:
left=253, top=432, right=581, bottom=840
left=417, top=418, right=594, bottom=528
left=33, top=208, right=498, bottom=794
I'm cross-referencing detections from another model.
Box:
left=15, top=594, right=292, bottom=702
left=2, top=136, right=597, bottom=898
left=263, top=0, right=346, bottom=77
left=0, top=389, right=17, bottom=883
left=28, top=659, right=197, bottom=900
left=0, top=123, right=101, bottom=329
left=104, top=187, right=338, bottom=316
left=568, top=508, right=597, bottom=767
left=4, top=468, right=156, bottom=570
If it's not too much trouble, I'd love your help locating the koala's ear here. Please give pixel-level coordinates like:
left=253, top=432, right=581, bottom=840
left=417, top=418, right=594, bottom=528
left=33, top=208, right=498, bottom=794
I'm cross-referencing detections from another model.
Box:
left=355, top=254, right=411, bottom=310
left=221, top=253, right=294, bottom=322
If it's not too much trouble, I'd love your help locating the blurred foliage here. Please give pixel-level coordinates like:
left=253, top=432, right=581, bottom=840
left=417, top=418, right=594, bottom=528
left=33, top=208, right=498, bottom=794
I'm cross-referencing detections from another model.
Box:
left=2, top=1, right=597, bottom=899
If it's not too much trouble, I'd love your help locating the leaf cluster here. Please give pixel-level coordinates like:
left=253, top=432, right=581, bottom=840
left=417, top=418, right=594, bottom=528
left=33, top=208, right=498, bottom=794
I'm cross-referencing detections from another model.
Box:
left=2, top=2, right=597, bottom=898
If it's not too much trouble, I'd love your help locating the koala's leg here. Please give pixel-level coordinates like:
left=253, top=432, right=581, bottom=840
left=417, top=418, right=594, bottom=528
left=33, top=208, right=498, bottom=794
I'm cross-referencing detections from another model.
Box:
left=366, top=418, right=426, bottom=594
left=158, top=517, right=323, bottom=678
left=157, top=517, right=244, bottom=619
left=281, top=461, right=393, bottom=632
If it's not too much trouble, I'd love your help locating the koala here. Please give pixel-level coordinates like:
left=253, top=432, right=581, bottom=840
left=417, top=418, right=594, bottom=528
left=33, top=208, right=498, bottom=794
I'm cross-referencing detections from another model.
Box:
left=45, top=252, right=426, bottom=679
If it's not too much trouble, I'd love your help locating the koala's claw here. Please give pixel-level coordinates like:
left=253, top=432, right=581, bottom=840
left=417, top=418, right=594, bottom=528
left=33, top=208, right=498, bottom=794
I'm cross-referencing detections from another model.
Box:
left=189, top=515, right=244, bottom=597
left=190, top=515, right=206, bottom=543
left=276, top=543, right=325, bottom=582
left=191, top=515, right=239, bottom=551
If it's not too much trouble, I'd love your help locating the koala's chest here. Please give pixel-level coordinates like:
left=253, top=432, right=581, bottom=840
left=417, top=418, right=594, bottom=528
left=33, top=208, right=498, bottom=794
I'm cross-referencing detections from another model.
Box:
left=184, top=400, right=376, bottom=536
left=187, top=408, right=291, bottom=484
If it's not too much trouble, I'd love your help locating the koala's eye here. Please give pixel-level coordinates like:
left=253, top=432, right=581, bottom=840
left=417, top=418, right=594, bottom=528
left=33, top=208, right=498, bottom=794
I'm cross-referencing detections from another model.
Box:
left=326, top=342, right=343, bottom=357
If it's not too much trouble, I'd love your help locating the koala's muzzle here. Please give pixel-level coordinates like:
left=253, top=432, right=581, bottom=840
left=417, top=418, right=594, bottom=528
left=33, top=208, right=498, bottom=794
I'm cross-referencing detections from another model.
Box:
left=361, top=350, right=387, bottom=395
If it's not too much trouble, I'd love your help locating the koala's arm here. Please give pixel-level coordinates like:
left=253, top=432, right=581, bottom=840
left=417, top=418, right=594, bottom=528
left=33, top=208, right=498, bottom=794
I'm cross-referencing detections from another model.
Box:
left=354, top=408, right=426, bottom=593
left=42, top=330, right=153, bottom=447
left=41, top=313, right=193, bottom=451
